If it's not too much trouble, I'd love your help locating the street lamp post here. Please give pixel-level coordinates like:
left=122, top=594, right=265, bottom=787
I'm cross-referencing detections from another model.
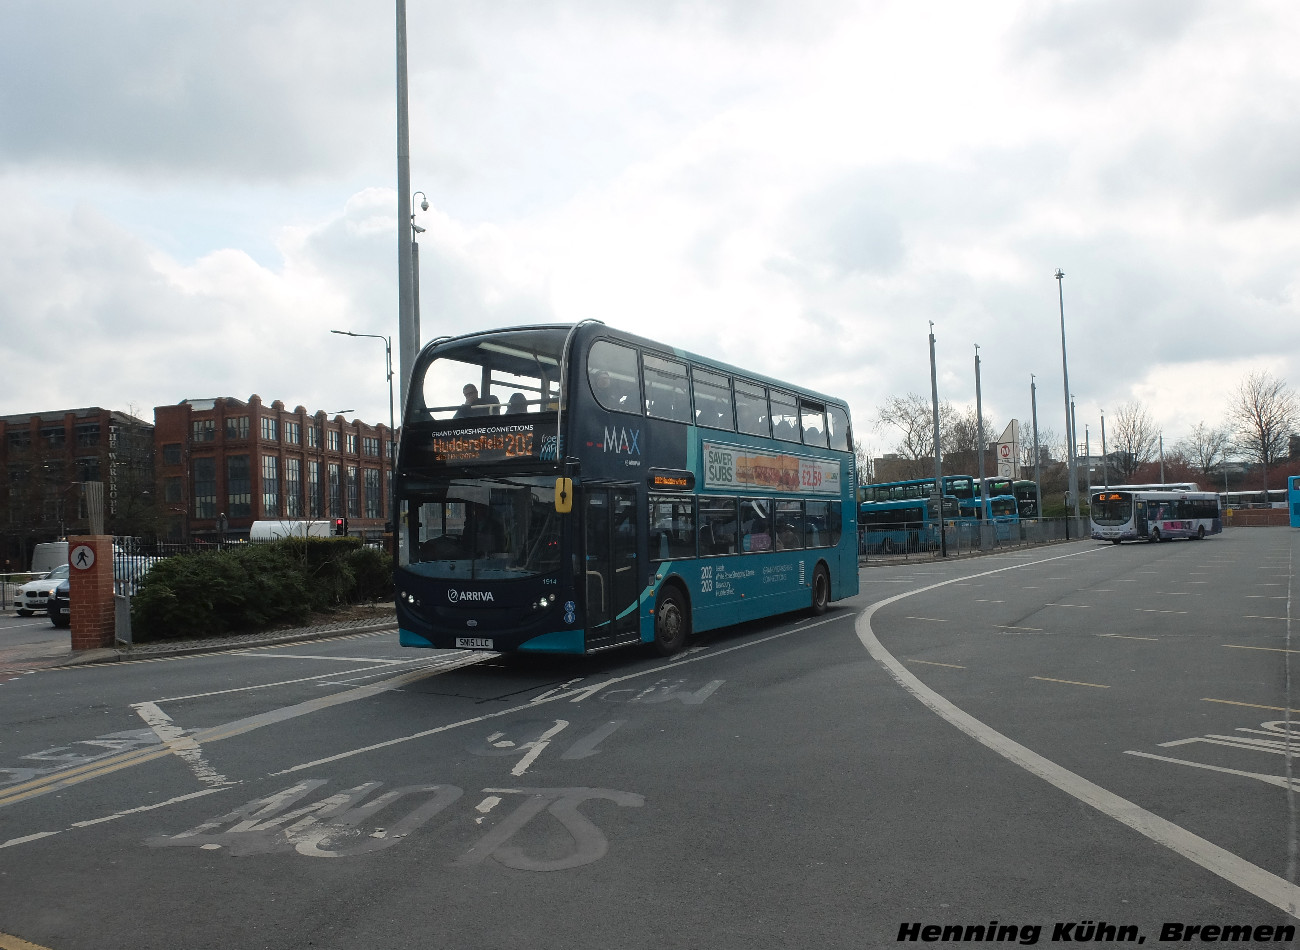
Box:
left=1056, top=269, right=1080, bottom=532
left=331, top=331, right=396, bottom=545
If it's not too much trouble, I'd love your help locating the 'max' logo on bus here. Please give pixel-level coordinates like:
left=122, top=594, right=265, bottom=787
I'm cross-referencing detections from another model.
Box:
left=447, top=589, right=495, bottom=603
left=593, top=427, right=641, bottom=455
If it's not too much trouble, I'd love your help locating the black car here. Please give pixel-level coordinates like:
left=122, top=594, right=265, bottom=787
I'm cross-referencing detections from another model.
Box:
left=49, top=578, right=70, bottom=628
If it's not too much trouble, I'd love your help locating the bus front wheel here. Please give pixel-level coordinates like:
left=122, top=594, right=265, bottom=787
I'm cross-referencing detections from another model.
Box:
left=810, top=565, right=830, bottom=616
left=653, top=587, right=690, bottom=656
left=1196, top=525, right=1206, bottom=540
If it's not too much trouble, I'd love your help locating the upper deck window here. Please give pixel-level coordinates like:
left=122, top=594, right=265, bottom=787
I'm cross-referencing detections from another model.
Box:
left=692, top=369, right=734, bottom=431
left=826, top=405, right=851, bottom=451
left=800, top=400, right=828, bottom=448
left=770, top=390, right=800, bottom=443
left=588, top=340, right=641, bottom=414
left=734, top=381, right=770, bottom=437
left=414, top=328, right=566, bottom=422
left=644, top=355, right=691, bottom=423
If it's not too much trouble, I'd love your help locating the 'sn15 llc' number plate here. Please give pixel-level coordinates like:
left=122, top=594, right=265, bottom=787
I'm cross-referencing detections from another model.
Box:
left=456, top=637, right=494, bottom=649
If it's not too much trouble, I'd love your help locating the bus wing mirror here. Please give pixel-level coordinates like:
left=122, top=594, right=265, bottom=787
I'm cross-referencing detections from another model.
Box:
left=555, top=477, right=573, bottom=513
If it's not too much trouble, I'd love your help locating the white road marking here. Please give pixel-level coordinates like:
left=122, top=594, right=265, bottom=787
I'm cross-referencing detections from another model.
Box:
left=1098, top=634, right=1158, bottom=641
left=510, top=720, right=569, bottom=776
left=69, top=787, right=229, bottom=828
left=905, top=616, right=948, bottom=623
left=1124, top=752, right=1299, bottom=791
left=0, top=831, right=59, bottom=849
left=906, top=660, right=965, bottom=669
left=1031, top=676, right=1109, bottom=689
left=1245, top=615, right=1288, bottom=621
left=229, top=652, right=407, bottom=665
left=275, top=613, right=852, bottom=775
left=132, top=702, right=230, bottom=787
left=856, top=545, right=1300, bottom=920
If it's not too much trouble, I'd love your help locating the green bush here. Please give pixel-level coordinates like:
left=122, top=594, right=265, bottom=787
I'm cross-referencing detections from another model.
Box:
left=131, top=539, right=393, bottom=642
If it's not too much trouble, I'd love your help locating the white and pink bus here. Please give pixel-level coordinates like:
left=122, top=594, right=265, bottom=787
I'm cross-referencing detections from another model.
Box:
left=1090, top=489, right=1222, bottom=544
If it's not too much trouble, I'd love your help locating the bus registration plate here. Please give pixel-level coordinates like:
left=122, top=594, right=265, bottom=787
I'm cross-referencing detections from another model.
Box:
left=457, top=637, right=495, bottom=649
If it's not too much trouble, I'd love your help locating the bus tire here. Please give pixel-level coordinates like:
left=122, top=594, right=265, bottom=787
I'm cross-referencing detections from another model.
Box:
left=810, top=564, right=830, bottom=616
left=1196, top=525, right=1205, bottom=540
left=1151, top=528, right=1162, bottom=542
left=652, top=586, right=690, bottom=656
left=1111, top=538, right=1121, bottom=545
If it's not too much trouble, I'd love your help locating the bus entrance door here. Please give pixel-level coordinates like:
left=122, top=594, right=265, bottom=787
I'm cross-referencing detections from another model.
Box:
left=583, top=486, right=641, bottom=650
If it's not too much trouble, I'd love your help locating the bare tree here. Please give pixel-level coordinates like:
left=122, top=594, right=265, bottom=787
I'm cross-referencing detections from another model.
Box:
left=942, top=404, right=997, bottom=478
left=874, top=394, right=954, bottom=479
left=1108, top=401, right=1160, bottom=483
left=1228, top=370, right=1298, bottom=493
left=1176, top=421, right=1231, bottom=480
left=853, top=438, right=877, bottom=488
left=1017, top=422, right=1059, bottom=470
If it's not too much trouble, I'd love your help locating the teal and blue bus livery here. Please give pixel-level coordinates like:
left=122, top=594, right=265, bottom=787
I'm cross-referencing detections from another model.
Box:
left=393, top=322, right=859, bottom=656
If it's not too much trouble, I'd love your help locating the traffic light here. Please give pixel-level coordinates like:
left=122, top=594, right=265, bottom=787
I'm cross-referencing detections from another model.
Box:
left=334, top=518, right=347, bottom=536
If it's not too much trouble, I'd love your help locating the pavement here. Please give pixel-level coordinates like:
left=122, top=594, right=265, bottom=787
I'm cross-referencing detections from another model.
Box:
left=0, top=613, right=400, bottom=672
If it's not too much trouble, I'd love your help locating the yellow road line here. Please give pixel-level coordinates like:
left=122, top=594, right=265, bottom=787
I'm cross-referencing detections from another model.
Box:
left=906, top=659, right=966, bottom=669
left=1031, top=676, right=1109, bottom=689
left=1203, top=698, right=1300, bottom=714
left=0, top=933, right=55, bottom=950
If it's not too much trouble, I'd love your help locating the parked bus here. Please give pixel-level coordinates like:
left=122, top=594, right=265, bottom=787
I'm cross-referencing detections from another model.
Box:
left=859, top=496, right=960, bottom=555
left=860, top=475, right=977, bottom=506
left=1219, top=489, right=1287, bottom=510
left=979, top=477, right=1039, bottom=519
left=1289, top=477, right=1300, bottom=529
left=393, top=322, right=859, bottom=656
left=1089, top=489, right=1221, bottom=543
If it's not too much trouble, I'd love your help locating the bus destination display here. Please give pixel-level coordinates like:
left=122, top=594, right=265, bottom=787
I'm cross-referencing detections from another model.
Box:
left=419, top=422, right=545, bottom=465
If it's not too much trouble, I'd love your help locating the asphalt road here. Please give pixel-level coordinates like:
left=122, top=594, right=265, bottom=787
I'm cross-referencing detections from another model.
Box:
left=0, top=530, right=1295, bottom=950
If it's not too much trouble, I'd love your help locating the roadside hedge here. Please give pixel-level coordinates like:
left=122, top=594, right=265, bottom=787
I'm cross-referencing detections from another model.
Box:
left=131, top=538, right=394, bottom=642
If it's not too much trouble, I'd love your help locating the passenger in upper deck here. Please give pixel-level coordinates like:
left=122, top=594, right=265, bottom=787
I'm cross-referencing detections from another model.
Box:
left=455, top=384, right=499, bottom=418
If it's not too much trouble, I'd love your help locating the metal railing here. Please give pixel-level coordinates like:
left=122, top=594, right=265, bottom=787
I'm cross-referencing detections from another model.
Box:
left=858, top=517, right=1089, bottom=562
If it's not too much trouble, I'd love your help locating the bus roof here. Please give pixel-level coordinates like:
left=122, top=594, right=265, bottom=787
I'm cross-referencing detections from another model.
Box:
left=415, top=322, right=849, bottom=410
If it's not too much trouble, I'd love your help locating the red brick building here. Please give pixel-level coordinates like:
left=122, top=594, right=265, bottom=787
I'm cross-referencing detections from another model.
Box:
left=0, top=408, right=154, bottom=568
left=153, top=395, right=394, bottom=541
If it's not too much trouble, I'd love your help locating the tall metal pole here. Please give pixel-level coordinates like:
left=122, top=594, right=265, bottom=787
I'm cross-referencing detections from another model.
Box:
left=1100, top=410, right=1108, bottom=489
left=396, top=0, right=415, bottom=416
left=1159, top=433, right=1165, bottom=483
left=1031, top=375, right=1042, bottom=521
left=1084, top=424, right=1091, bottom=494
left=929, top=322, right=946, bottom=558
left=1056, top=269, right=1080, bottom=529
left=975, top=345, right=988, bottom=521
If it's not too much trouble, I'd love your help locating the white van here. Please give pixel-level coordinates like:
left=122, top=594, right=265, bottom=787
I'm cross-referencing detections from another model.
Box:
left=31, top=542, right=69, bottom=576
left=249, top=520, right=333, bottom=542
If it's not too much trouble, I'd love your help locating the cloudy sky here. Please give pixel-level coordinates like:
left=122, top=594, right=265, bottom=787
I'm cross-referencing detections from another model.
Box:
left=2, top=0, right=1296, bottom=459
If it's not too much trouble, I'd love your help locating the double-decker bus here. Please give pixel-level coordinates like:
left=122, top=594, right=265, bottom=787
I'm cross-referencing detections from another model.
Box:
left=1089, top=489, right=1221, bottom=543
left=858, top=496, right=960, bottom=555
left=393, top=322, right=859, bottom=657
left=860, top=475, right=976, bottom=506
left=979, top=477, right=1039, bottom=519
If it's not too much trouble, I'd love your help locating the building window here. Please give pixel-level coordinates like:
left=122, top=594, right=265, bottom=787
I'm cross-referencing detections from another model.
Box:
left=285, top=422, right=301, bottom=445
left=164, top=477, right=183, bottom=504
left=328, top=464, right=342, bottom=518
left=75, top=423, right=101, bottom=447
left=261, top=417, right=279, bottom=442
left=193, top=458, right=216, bottom=519
left=228, top=455, right=251, bottom=518
left=226, top=416, right=249, bottom=440
left=285, top=458, right=302, bottom=518
left=346, top=434, right=358, bottom=455
left=163, top=443, right=182, bottom=465
left=41, top=425, right=66, bottom=448
left=193, top=420, right=215, bottom=443
left=307, top=426, right=320, bottom=448
left=327, top=430, right=341, bottom=452
left=347, top=465, right=359, bottom=518
left=262, top=454, right=280, bottom=517
left=7, top=430, right=32, bottom=450
left=363, top=436, right=380, bottom=457
left=364, top=469, right=381, bottom=518
left=307, top=460, right=321, bottom=518
left=75, top=457, right=100, bottom=482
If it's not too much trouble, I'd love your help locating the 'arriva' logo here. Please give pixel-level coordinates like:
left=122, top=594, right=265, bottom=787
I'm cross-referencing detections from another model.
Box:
left=447, top=589, right=495, bottom=603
